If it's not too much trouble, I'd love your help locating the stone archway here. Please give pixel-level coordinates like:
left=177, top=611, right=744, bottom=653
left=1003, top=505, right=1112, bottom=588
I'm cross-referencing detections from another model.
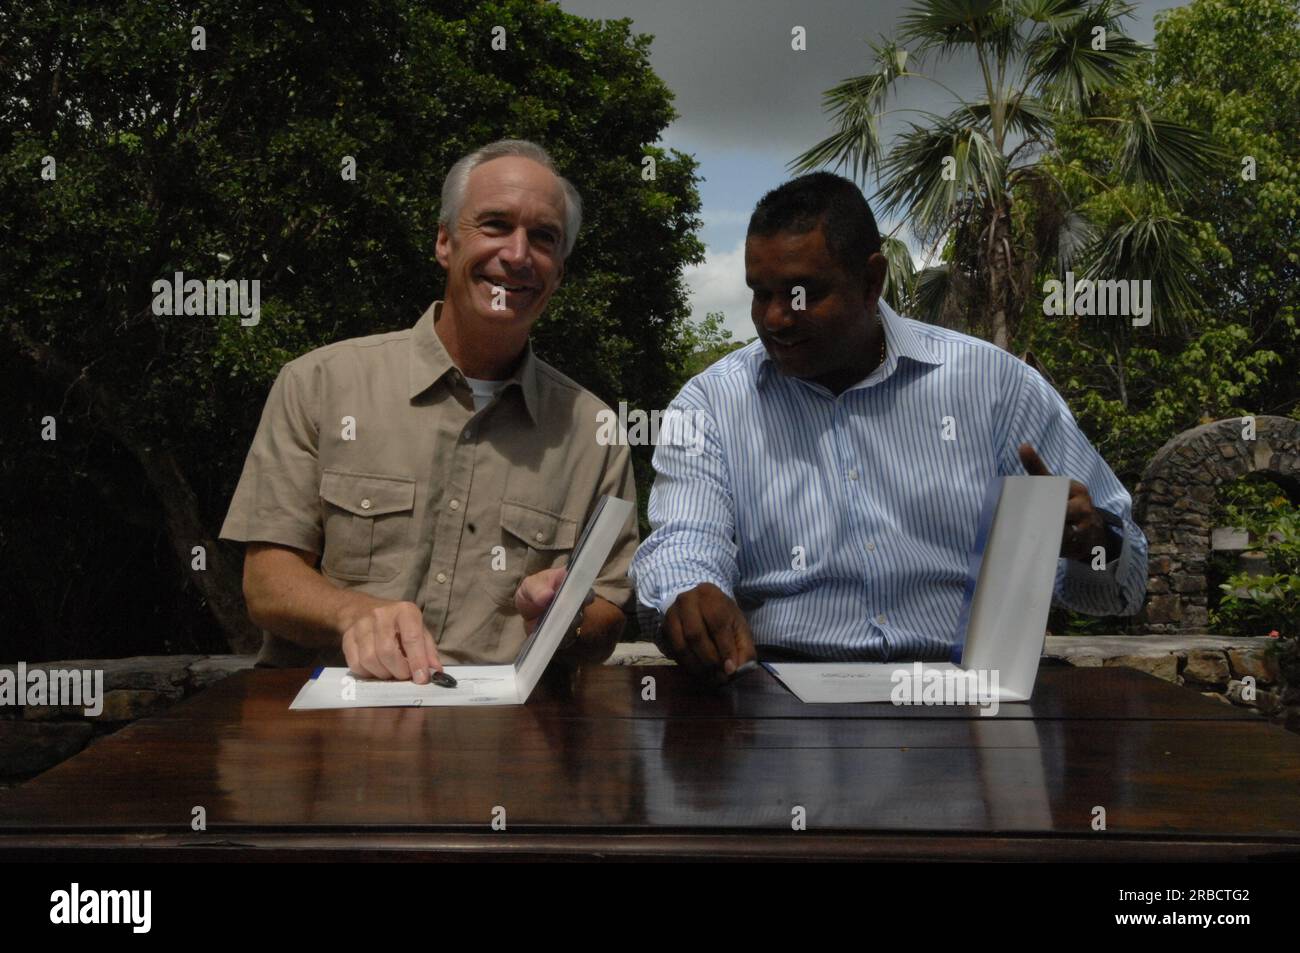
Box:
left=1133, top=416, right=1300, bottom=633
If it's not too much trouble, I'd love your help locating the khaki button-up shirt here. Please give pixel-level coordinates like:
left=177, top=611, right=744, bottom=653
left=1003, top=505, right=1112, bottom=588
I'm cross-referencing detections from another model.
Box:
left=219, top=302, right=638, bottom=667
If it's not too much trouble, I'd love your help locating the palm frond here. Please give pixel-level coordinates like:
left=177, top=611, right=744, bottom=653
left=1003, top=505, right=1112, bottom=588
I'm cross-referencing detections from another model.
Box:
left=899, top=0, right=1009, bottom=54
left=1055, top=208, right=1096, bottom=275
left=1115, top=104, right=1227, bottom=193
left=912, top=264, right=959, bottom=326
left=1078, top=214, right=1203, bottom=332
left=881, top=235, right=918, bottom=311
left=967, top=93, right=1054, bottom=139
left=1016, top=0, right=1091, bottom=31
left=1025, top=0, right=1144, bottom=110
left=877, top=113, right=1008, bottom=235
left=789, top=38, right=910, bottom=180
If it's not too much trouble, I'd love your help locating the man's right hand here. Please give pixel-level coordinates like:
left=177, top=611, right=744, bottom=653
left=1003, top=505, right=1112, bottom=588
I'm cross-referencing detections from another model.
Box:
left=662, top=583, right=757, bottom=685
left=339, top=599, right=443, bottom=684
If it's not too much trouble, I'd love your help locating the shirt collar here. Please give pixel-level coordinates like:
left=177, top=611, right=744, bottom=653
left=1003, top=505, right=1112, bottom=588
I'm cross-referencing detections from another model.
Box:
left=408, top=301, right=542, bottom=422
left=755, top=298, right=944, bottom=391
left=876, top=299, right=944, bottom=371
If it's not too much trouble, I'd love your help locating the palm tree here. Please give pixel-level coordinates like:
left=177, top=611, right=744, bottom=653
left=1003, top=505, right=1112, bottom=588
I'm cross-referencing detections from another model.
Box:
left=792, top=0, right=1222, bottom=351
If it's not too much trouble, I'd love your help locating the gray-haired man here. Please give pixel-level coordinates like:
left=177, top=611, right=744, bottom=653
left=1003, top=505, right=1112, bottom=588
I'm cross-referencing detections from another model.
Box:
left=220, top=140, right=638, bottom=682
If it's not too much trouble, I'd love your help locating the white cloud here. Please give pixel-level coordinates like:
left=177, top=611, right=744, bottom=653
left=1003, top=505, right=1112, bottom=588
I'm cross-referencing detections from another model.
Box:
left=701, top=208, right=753, bottom=229
left=684, top=238, right=753, bottom=341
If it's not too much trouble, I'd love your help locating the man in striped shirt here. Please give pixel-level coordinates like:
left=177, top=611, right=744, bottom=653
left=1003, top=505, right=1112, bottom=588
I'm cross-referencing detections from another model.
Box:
left=629, top=173, right=1147, bottom=684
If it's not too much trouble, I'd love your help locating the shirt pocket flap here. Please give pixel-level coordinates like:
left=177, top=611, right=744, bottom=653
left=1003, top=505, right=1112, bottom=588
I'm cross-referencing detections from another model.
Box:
left=319, top=469, right=416, bottom=517
left=500, top=500, right=578, bottom=550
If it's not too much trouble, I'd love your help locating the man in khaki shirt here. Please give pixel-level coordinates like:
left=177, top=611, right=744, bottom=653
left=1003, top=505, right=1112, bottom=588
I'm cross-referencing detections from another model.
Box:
left=220, top=139, right=638, bottom=683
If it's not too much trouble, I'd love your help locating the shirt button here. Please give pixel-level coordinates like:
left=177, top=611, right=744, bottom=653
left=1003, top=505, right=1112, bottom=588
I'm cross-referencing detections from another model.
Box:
left=866, top=541, right=876, bottom=552
left=360, top=499, right=372, bottom=510
left=534, top=531, right=545, bottom=542
left=847, top=469, right=859, bottom=481
left=463, top=428, right=473, bottom=440
left=449, top=499, right=460, bottom=511
left=876, top=613, right=887, bottom=624
left=436, top=572, right=447, bottom=584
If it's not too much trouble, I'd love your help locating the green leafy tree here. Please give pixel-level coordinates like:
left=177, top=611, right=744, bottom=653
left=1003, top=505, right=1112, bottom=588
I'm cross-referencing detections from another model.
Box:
left=792, top=0, right=1220, bottom=350
left=0, top=0, right=703, bottom=656
left=1212, top=496, right=1300, bottom=638
left=1020, top=0, right=1299, bottom=484
left=677, top=311, right=749, bottom=378
left=1145, top=0, right=1299, bottom=420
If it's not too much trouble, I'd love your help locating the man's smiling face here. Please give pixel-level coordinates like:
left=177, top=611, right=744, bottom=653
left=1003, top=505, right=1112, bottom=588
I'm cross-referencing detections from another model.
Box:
left=745, top=224, right=877, bottom=393
left=436, top=155, right=567, bottom=330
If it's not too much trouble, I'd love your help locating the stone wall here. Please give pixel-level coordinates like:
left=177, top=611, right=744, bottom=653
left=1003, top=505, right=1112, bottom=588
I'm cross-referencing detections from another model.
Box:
left=1042, top=635, right=1294, bottom=727
left=1133, top=415, right=1300, bottom=633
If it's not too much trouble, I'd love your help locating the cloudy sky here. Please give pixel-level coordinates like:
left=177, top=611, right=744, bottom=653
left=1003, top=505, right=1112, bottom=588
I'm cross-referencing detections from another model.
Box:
left=557, top=0, right=1181, bottom=340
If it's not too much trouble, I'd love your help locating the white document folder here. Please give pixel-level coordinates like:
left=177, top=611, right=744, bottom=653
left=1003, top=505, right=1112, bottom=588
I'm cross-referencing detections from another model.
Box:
left=765, top=475, right=1069, bottom=704
left=289, top=494, right=635, bottom=709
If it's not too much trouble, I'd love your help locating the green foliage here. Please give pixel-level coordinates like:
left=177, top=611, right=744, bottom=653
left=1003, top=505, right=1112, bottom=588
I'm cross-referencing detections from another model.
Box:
left=1210, top=487, right=1300, bottom=637
left=1214, top=573, right=1300, bottom=638
left=1154, top=0, right=1300, bottom=419
left=676, top=311, right=749, bottom=379
left=1020, top=0, right=1300, bottom=487
left=1024, top=316, right=1283, bottom=484
left=1214, top=478, right=1300, bottom=541
left=0, top=0, right=703, bottom=655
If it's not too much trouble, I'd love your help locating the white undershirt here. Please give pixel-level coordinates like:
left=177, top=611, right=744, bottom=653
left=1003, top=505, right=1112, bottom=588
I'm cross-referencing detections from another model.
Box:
left=464, top=375, right=509, bottom=412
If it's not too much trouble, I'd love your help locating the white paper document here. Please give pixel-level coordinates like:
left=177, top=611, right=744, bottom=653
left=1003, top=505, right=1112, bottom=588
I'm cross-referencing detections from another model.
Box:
left=760, top=662, right=953, bottom=703
left=290, top=665, right=521, bottom=708
left=289, top=494, right=635, bottom=710
left=765, top=475, right=1068, bottom=706
left=764, top=661, right=1001, bottom=705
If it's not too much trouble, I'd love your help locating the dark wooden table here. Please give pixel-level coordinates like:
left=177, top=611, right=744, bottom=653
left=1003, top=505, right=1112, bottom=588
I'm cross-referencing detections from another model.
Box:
left=1, top=665, right=1298, bottom=860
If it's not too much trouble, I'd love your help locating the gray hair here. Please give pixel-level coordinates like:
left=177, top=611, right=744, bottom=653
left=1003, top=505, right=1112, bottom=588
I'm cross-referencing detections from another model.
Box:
left=438, top=139, right=583, bottom=258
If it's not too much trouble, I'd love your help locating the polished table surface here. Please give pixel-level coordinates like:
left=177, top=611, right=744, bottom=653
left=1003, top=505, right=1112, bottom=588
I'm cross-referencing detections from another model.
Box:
left=2, top=664, right=1299, bottom=860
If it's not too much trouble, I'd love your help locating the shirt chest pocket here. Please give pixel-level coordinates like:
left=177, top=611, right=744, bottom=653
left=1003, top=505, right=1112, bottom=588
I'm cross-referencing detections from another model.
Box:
left=319, top=469, right=416, bottom=582
left=484, top=500, right=579, bottom=607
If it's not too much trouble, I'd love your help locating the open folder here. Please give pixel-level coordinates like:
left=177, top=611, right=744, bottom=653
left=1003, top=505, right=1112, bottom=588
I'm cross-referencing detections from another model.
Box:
left=764, top=475, right=1069, bottom=706
left=289, top=494, right=635, bottom=709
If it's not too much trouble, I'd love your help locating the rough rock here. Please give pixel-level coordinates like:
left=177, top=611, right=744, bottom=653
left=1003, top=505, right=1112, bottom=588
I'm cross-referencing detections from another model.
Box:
left=1183, top=650, right=1230, bottom=686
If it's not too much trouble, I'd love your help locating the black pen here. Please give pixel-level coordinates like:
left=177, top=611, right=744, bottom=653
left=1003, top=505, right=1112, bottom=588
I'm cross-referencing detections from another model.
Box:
left=429, top=670, right=457, bottom=688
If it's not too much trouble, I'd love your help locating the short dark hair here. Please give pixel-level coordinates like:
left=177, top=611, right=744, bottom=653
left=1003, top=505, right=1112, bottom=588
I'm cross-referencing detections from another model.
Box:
left=747, top=172, right=882, bottom=278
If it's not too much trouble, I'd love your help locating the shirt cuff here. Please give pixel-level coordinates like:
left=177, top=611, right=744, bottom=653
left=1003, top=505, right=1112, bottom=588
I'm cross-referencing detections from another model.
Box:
left=1062, top=544, right=1122, bottom=584
left=1060, top=519, right=1143, bottom=611
left=640, top=578, right=734, bottom=616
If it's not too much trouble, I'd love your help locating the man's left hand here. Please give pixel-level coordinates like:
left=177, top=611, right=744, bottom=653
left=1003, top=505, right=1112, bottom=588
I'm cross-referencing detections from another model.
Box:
left=516, top=567, right=582, bottom=635
left=1018, top=443, right=1108, bottom=563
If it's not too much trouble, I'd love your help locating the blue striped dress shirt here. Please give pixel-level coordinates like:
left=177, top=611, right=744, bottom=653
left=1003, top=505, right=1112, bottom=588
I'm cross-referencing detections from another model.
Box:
left=629, top=301, right=1148, bottom=661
